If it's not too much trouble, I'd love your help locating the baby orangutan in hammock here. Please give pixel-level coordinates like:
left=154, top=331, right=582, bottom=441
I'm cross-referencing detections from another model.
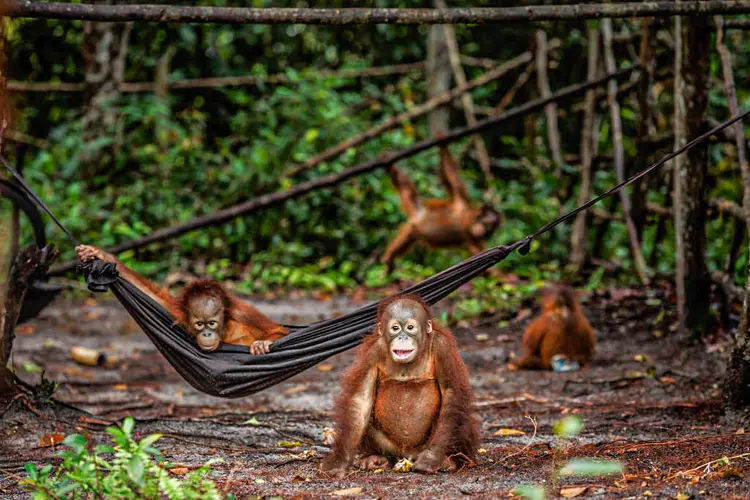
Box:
left=509, top=285, right=595, bottom=371
left=319, top=296, right=478, bottom=478
left=75, top=245, right=287, bottom=354
left=381, top=144, right=501, bottom=274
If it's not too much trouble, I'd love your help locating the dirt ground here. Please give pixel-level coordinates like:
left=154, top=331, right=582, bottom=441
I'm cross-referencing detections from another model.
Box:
left=1, top=286, right=749, bottom=499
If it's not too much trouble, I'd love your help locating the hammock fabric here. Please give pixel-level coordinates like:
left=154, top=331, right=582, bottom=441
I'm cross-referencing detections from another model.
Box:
left=3, top=108, right=748, bottom=398
left=77, top=240, right=523, bottom=398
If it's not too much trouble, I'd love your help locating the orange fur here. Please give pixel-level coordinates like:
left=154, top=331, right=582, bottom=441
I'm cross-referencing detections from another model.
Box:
left=381, top=146, right=500, bottom=273
left=320, top=297, right=478, bottom=477
left=515, top=286, right=595, bottom=370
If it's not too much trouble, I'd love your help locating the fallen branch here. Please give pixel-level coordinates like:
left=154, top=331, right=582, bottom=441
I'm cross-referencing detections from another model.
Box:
left=5, top=1, right=750, bottom=24
left=47, top=65, right=637, bottom=276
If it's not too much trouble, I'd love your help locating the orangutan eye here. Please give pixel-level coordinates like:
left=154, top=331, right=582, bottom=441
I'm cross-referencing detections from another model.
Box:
left=407, top=324, right=415, bottom=331
left=209, top=320, right=217, bottom=327
left=391, top=324, right=400, bottom=331
left=196, top=321, right=204, bottom=328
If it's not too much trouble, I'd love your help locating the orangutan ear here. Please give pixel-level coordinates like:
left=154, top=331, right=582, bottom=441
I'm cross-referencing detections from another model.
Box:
left=426, top=320, right=433, bottom=334
left=377, top=322, right=383, bottom=336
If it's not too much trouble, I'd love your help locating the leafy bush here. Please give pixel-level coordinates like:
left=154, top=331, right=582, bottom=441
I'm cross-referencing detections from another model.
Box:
left=22, top=417, right=225, bottom=500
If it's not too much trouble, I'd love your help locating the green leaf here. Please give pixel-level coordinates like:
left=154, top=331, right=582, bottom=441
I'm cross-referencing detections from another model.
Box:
left=512, top=484, right=546, bottom=500
left=23, top=362, right=42, bottom=373
left=128, top=456, right=145, bottom=485
left=558, top=459, right=623, bottom=477
left=244, top=417, right=261, bottom=425
left=139, top=433, right=163, bottom=449
left=121, top=417, right=135, bottom=437
left=304, top=128, right=320, bottom=142
left=553, top=415, right=584, bottom=438
left=62, top=434, right=88, bottom=452
left=25, top=463, right=38, bottom=481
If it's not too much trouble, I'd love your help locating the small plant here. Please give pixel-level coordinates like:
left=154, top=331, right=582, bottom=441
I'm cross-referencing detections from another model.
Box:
left=22, top=417, right=224, bottom=500
left=512, top=415, right=623, bottom=499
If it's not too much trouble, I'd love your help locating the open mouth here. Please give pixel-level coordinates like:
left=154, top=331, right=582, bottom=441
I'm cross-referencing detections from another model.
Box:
left=392, top=349, right=414, bottom=359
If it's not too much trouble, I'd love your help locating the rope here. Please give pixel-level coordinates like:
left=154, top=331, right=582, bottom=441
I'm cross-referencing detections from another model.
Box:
left=0, top=155, right=80, bottom=246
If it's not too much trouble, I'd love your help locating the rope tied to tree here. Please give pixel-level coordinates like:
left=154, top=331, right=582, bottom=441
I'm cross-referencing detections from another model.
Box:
left=2, top=108, right=748, bottom=396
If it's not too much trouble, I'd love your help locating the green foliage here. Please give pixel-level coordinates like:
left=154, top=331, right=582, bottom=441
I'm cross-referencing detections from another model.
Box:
left=558, top=458, right=623, bottom=477
left=512, top=485, right=546, bottom=500
left=22, top=417, right=224, bottom=500
left=3, top=12, right=749, bottom=294
left=552, top=415, right=583, bottom=438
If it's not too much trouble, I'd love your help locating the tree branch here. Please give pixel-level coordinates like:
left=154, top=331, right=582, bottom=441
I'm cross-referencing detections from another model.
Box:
left=285, top=43, right=559, bottom=179
left=7, top=62, right=425, bottom=93
left=3, top=1, right=750, bottom=24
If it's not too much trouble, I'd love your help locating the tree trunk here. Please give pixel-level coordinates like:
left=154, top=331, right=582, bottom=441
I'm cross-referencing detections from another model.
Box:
left=434, top=0, right=491, bottom=179
left=81, top=2, right=127, bottom=177
left=630, top=19, right=657, bottom=239
left=601, top=19, right=649, bottom=285
left=716, top=16, right=750, bottom=410
left=673, top=13, right=711, bottom=337
left=535, top=30, right=563, bottom=174
left=0, top=246, right=58, bottom=397
left=426, top=22, right=451, bottom=135
left=569, top=24, right=599, bottom=271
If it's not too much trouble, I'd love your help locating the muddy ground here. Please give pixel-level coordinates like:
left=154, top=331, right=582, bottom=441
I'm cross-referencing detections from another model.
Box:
left=1, top=286, right=749, bottom=499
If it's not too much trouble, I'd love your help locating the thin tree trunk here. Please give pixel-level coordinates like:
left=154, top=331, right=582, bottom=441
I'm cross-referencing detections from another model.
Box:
left=436, top=0, right=492, bottom=179
left=673, top=12, right=712, bottom=336
left=569, top=24, right=599, bottom=271
left=427, top=21, right=451, bottom=136
left=0, top=246, right=58, bottom=397
left=601, top=19, right=649, bottom=284
left=631, top=19, right=658, bottom=239
left=81, top=1, right=126, bottom=177
left=535, top=30, right=564, bottom=174
left=716, top=16, right=750, bottom=410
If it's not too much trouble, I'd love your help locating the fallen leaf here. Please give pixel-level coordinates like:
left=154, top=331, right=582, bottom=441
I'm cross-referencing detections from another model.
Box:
left=17, top=324, right=35, bottom=336
left=169, top=467, right=189, bottom=475
left=37, top=433, right=65, bottom=448
left=494, top=428, right=526, bottom=436
left=736, top=428, right=745, bottom=435
left=113, top=384, right=128, bottom=391
left=317, top=364, right=334, bottom=372
left=659, top=376, right=676, bottom=384
left=675, top=493, right=691, bottom=500
left=277, top=441, right=302, bottom=448
left=284, top=384, right=309, bottom=395
left=478, top=448, right=488, bottom=454
left=245, top=417, right=261, bottom=425
left=291, top=474, right=310, bottom=482
left=79, top=416, right=113, bottom=426
left=475, top=333, right=489, bottom=342
left=560, top=486, right=588, bottom=498
left=254, top=478, right=266, bottom=484
left=332, top=487, right=362, bottom=496
left=644, top=492, right=653, bottom=497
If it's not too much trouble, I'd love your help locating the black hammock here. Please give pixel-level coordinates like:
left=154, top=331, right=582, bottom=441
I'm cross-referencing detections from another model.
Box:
left=3, top=109, right=748, bottom=398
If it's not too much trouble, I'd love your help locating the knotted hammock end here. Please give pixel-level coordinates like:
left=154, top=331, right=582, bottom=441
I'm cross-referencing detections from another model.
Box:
left=77, top=259, right=119, bottom=293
